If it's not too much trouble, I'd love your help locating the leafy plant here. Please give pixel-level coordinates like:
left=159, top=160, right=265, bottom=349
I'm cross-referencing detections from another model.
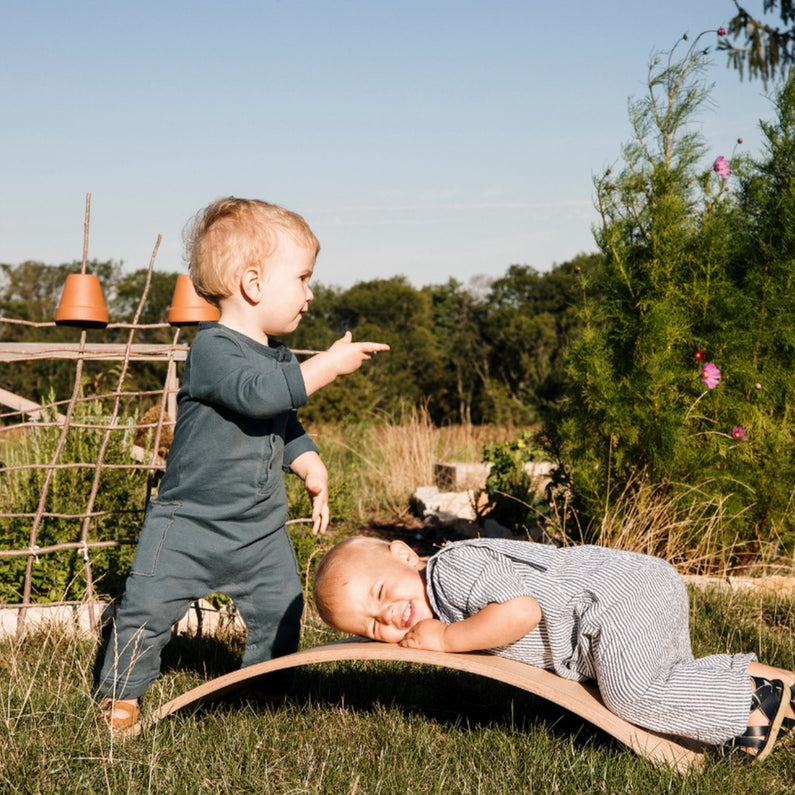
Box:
left=548, top=35, right=795, bottom=559
left=479, top=431, right=549, bottom=536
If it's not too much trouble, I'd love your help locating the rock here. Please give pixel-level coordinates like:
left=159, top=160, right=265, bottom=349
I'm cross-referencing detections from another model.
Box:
left=412, top=485, right=478, bottom=523
left=434, top=460, right=555, bottom=498
left=434, top=462, right=490, bottom=491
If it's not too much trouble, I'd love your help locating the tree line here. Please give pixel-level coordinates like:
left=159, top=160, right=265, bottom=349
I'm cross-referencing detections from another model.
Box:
left=0, top=254, right=603, bottom=428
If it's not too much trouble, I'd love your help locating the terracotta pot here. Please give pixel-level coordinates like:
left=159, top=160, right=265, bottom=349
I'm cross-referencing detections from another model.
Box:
left=54, top=273, right=109, bottom=328
left=168, top=274, right=220, bottom=326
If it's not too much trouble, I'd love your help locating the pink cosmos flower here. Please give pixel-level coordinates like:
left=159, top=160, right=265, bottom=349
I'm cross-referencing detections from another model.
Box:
left=713, top=156, right=731, bottom=179
left=731, top=425, right=746, bottom=441
left=701, top=362, right=721, bottom=389
left=694, top=349, right=706, bottom=362
left=718, top=27, right=727, bottom=36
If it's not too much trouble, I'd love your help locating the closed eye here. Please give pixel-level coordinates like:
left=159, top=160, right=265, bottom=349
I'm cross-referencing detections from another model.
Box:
left=370, top=585, right=384, bottom=638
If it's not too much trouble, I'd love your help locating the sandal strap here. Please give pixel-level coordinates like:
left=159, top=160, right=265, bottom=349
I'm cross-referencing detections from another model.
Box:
left=724, top=724, right=769, bottom=752
left=781, top=684, right=795, bottom=735
left=750, top=677, right=785, bottom=723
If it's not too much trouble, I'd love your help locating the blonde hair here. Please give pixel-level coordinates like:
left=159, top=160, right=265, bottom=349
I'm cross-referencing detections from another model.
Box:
left=183, top=197, right=320, bottom=306
left=313, top=536, right=390, bottom=628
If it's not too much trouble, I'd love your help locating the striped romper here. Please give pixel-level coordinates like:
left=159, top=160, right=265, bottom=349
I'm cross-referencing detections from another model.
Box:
left=424, top=538, right=754, bottom=744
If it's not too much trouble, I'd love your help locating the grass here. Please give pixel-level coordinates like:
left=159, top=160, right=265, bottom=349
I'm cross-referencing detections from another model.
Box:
left=580, top=476, right=794, bottom=577
left=4, top=409, right=792, bottom=605
left=1, top=412, right=794, bottom=791
left=1, top=587, right=793, bottom=794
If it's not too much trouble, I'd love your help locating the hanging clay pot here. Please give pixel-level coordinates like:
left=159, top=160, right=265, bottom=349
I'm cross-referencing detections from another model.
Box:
left=168, top=274, right=220, bottom=326
left=54, top=273, right=109, bottom=328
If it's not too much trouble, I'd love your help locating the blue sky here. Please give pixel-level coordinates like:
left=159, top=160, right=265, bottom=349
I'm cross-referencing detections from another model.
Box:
left=0, top=0, right=779, bottom=289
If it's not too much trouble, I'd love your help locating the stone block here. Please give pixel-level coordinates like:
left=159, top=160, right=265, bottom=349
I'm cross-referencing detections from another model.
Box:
left=434, top=462, right=490, bottom=491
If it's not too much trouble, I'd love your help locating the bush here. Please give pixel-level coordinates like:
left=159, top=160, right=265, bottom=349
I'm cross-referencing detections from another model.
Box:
left=547, top=37, right=795, bottom=561
left=479, top=431, right=549, bottom=536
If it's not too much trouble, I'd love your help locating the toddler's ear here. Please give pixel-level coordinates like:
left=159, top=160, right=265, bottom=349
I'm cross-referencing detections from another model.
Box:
left=389, top=540, right=419, bottom=567
left=240, top=264, right=263, bottom=303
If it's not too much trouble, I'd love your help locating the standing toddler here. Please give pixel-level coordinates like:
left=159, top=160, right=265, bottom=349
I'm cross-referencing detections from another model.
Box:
left=99, top=197, right=389, bottom=730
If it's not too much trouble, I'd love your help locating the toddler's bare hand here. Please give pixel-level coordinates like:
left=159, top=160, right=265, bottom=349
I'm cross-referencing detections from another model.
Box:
left=398, top=619, right=447, bottom=651
left=303, top=470, right=329, bottom=535
left=300, top=332, right=390, bottom=396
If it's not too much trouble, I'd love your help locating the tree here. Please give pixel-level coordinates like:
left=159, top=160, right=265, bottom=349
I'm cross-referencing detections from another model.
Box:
left=722, top=71, right=795, bottom=536
left=423, top=279, right=487, bottom=424
left=477, top=258, right=599, bottom=425
left=112, top=268, right=179, bottom=338
left=721, top=1, right=795, bottom=85
left=285, top=277, right=442, bottom=423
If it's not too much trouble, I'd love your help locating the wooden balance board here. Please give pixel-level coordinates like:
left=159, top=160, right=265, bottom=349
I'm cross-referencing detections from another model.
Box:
left=122, top=638, right=706, bottom=773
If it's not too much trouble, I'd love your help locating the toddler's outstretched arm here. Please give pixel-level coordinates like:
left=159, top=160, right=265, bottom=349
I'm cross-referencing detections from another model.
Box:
left=300, top=332, right=389, bottom=396
left=399, top=596, right=542, bottom=653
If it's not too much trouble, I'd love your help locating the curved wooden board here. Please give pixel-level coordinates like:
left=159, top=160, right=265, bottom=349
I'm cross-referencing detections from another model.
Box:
left=123, top=639, right=706, bottom=773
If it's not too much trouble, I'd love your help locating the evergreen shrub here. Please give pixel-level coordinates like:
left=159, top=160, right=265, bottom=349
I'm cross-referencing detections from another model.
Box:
left=544, top=35, right=795, bottom=562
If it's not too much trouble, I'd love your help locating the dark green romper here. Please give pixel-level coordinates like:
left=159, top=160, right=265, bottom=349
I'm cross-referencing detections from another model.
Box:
left=98, top=323, right=318, bottom=700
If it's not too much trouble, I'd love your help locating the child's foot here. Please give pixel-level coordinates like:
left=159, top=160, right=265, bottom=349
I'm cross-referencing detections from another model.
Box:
left=723, top=677, right=789, bottom=761
left=99, top=698, right=140, bottom=732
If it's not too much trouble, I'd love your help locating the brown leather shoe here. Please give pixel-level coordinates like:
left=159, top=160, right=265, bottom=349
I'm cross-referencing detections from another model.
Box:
left=99, top=698, right=140, bottom=732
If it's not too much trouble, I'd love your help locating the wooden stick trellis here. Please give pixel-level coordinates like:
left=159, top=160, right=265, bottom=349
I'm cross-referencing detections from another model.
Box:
left=0, top=199, right=320, bottom=634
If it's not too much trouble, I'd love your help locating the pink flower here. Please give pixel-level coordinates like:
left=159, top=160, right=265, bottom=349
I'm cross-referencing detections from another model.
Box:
left=718, top=27, right=727, bottom=36
left=713, top=156, right=730, bottom=179
left=737, top=137, right=743, bottom=144
left=731, top=425, right=746, bottom=441
left=694, top=349, right=706, bottom=362
left=701, top=362, right=721, bottom=389
left=755, top=383, right=762, bottom=389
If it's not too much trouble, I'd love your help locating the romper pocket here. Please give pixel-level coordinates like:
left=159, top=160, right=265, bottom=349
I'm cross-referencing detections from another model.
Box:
left=130, top=500, right=180, bottom=576
left=257, top=433, right=284, bottom=496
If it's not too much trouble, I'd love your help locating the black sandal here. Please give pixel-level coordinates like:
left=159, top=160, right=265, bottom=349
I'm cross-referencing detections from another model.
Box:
left=722, top=677, right=789, bottom=761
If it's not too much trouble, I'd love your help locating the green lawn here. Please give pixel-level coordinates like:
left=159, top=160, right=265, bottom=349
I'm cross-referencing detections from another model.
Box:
left=1, top=587, right=793, bottom=794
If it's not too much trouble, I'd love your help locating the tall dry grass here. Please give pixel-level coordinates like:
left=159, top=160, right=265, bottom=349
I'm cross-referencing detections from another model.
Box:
left=592, top=478, right=744, bottom=574
left=307, top=406, right=517, bottom=519
left=304, top=412, right=794, bottom=578
left=545, top=474, right=794, bottom=577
